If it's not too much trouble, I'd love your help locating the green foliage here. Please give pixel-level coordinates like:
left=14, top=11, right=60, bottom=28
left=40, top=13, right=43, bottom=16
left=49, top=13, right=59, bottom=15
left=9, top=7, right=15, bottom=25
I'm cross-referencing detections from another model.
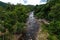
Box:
left=0, top=0, right=60, bottom=40
left=34, top=0, right=60, bottom=40
left=48, top=3, right=60, bottom=20
left=0, top=37, right=3, bottom=40
left=48, top=34, right=58, bottom=40
left=12, top=22, right=25, bottom=34
left=0, top=2, right=34, bottom=40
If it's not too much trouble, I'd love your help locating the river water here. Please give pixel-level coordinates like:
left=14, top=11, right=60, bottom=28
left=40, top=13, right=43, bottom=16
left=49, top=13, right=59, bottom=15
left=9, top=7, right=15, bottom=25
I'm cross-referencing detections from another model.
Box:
left=24, top=11, right=39, bottom=40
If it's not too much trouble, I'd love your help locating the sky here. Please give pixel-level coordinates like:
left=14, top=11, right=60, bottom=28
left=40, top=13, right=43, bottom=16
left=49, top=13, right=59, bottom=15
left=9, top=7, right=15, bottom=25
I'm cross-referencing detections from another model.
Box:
left=0, top=0, right=47, bottom=5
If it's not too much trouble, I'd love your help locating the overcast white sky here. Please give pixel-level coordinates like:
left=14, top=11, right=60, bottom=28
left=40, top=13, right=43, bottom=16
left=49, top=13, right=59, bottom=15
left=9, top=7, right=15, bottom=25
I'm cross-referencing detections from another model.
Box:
left=0, top=0, right=47, bottom=5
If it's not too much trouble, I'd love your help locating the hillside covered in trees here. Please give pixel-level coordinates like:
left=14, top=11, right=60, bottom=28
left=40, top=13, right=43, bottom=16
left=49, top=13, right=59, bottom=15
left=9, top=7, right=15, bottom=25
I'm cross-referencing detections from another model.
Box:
left=0, top=0, right=60, bottom=40
left=34, top=0, right=60, bottom=40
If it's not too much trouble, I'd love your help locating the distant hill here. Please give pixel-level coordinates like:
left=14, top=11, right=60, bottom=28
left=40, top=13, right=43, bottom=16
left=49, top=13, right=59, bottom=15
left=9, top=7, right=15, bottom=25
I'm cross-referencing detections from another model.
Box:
left=0, top=1, right=7, bottom=7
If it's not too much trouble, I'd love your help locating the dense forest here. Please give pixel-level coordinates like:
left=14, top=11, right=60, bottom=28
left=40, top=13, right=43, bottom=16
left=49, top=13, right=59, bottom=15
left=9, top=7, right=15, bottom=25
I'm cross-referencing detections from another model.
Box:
left=0, top=0, right=60, bottom=40
left=34, top=0, right=60, bottom=40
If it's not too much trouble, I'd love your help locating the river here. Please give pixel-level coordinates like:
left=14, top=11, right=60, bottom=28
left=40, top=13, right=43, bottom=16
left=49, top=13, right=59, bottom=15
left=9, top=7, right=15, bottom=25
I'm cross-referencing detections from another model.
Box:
left=24, top=11, right=39, bottom=40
